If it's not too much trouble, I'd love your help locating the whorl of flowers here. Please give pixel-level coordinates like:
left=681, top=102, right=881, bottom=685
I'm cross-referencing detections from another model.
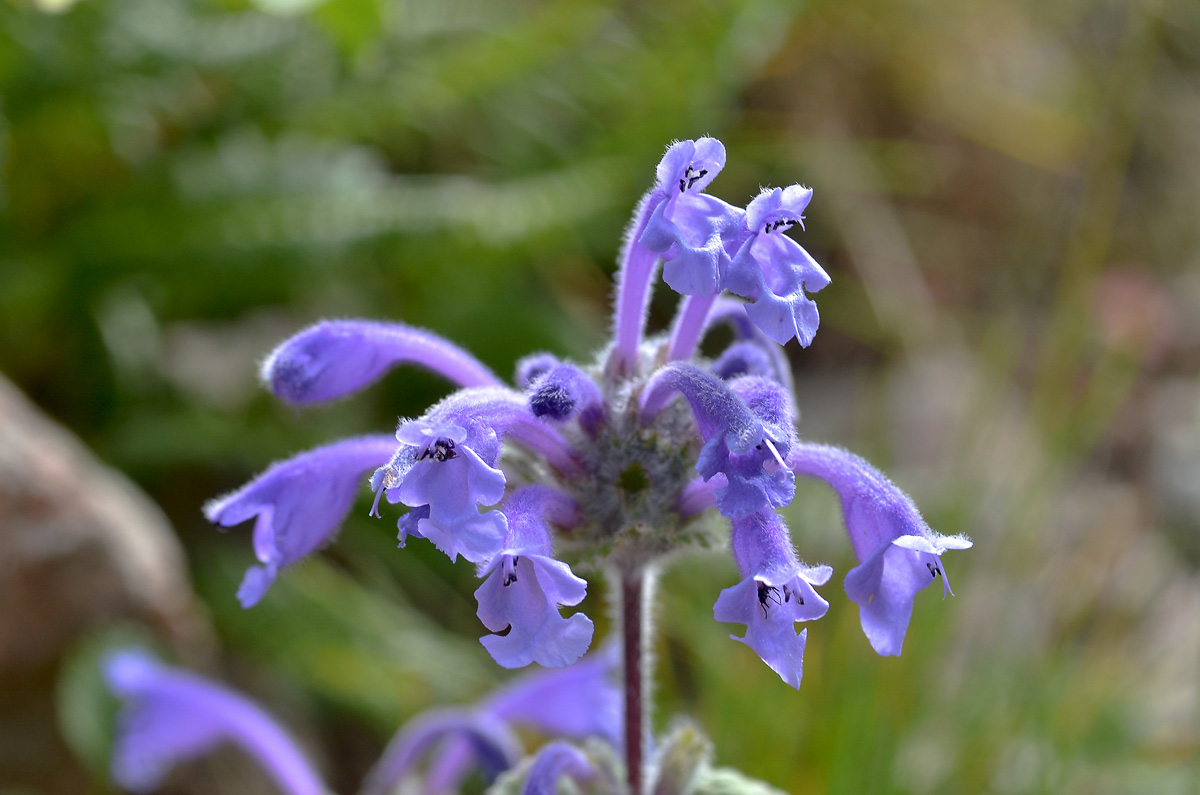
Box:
left=110, top=139, right=969, bottom=795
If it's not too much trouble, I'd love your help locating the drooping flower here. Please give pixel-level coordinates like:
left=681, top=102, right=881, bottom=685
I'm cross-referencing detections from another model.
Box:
left=369, top=387, right=579, bottom=564
left=204, top=435, right=397, bottom=607
left=641, top=364, right=795, bottom=520
left=474, top=486, right=593, bottom=669
left=788, top=443, right=972, bottom=656
left=713, top=511, right=831, bottom=689
left=104, top=650, right=326, bottom=795
left=391, top=417, right=508, bottom=563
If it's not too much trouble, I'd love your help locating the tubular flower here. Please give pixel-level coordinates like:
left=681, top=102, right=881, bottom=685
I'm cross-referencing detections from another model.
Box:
left=713, top=510, right=831, bottom=689
left=788, top=443, right=973, bottom=656
left=205, top=135, right=967, bottom=698
left=104, top=650, right=326, bottom=795
left=204, top=435, right=398, bottom=607
left=360, top=650, right=620, bottom=795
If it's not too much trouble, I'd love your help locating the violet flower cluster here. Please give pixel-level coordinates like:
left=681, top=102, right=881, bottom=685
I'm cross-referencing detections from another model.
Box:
left=107, top=138, right=970, bottom=794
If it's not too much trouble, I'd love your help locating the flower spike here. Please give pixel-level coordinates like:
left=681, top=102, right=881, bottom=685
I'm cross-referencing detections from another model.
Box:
left=263, top=320, right=502, bottom=405
left=787, top=443, right=972, bottom=656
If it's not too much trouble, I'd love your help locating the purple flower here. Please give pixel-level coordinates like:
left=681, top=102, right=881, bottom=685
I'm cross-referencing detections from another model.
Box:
left=361, top=651, right=620, bottom=795
left=713, top=511, right=831, bottom=689
left=205, top=435, right=397, bottom=607
left=475, top=487, right=594, bottom=668
left=392, top=417, right=509, bottom=563
left=481, top=646, right=621, bottom=746
left=104, top=650, right=325, bottom=795
left=521, top=742, right=594, bottom=795
left=611, top=138, right=742, bottom=373
left=262, top=320, right=502, bottom=405
left=724, top=186, right=831, bottom=346
left=638, top=138, right=744, bottom=298
left=370, top=387, right=580, bottom=564
left=359, top=709, right=519, bottom=795
left=641, top=365, right=795, bottom=520
left=788, top=443, right=972, bottom=656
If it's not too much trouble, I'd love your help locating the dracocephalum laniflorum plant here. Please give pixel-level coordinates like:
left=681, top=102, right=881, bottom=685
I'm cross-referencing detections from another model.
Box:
left=105, top=138, right=971, bottom=795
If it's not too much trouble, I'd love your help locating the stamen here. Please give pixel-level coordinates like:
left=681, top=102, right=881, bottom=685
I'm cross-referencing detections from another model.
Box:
left=417, top=438, right=458, bottom=463
left=369, top=485, right=385, bottom=519
left=762, top=437, right=788, bottom=470
left=757, top=581, right=782, bottom=617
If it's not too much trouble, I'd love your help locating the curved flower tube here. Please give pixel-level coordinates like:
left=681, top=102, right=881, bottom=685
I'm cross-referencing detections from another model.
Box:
left=358, top=709, right=519, bottom=795
left=263, top=320, right=503, bottom=405
left=611, top=138, right=736, bottom=375
left=362, top=651, right=621, bottom=795
left=205, top=435, right=397, bottom=607
left=521, top=742, right=594, bottom=795
left=787, top=443, right=972, bottom=656
left=713, top=511, right=831, bottom=689
left=481, top=646, right=622, bottom=747
left=104, top=650, right=326, bottom=795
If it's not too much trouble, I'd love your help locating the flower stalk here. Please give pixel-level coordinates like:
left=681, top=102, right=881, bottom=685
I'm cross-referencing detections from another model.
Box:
left=621, top=567, right=649, bottom=795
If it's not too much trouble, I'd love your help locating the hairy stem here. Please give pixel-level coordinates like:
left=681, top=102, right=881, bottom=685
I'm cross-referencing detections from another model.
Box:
left=621, top=569, right=648, bottom=795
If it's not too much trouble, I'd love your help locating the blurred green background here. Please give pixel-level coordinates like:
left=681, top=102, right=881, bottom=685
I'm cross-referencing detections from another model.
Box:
left=2, top=0, right=1198, bottom=792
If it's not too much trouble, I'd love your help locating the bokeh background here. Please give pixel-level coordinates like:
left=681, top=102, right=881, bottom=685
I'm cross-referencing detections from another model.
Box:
left=2, top=0, right=1198, bottom=792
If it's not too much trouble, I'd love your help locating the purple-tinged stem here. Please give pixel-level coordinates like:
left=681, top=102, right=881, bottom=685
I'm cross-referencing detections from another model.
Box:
left=666, top=292, right=718, bottom=362
left=621, top=569, right=648, bottom=795
left=610, top=194, right=661, bottom=378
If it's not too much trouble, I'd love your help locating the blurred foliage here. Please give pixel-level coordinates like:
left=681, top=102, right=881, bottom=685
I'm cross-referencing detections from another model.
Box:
left=3, top=0, right=1200, bottom=793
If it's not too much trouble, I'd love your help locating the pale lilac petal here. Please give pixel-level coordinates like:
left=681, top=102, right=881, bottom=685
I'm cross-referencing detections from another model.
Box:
left=263, top=320, right=501, bottom=405
left=104, top=651, right=325, bottom=795
left=725, top=186, right=830, bottom=347
left=474, top=487, right=591, bottom=668
left=475, top=554, right=593, bottom=669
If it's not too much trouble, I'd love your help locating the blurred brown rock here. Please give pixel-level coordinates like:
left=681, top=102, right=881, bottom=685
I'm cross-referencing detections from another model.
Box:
left=0, top=373, right=213, bottom=792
